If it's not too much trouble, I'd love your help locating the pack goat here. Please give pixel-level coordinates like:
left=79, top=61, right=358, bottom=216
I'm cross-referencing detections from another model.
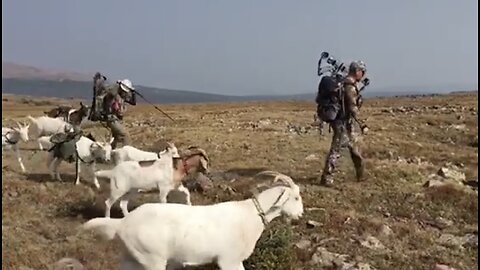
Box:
left=2, top=121, right=30, bottom=173
left=47, top=135, right=113, bottom=189
left=94, top=145, right=209, bottom=217
left=111, top=145, right=172, bottom=166
left=27, top=115, right=74, bottom=150
left=83, top=171, right=304, bottom=270
left=44, top=102, right=90, bottom=126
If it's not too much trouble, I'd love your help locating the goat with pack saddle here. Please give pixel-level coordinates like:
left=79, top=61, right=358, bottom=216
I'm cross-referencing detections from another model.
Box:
left=95, top=144, right=209, bottom=217
left=47, top=129, right=113, bottom=189
left=44, top=102, right=90, bottom=127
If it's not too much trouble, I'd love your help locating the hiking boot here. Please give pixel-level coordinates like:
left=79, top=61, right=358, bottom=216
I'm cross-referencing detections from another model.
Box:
left=319, top=175, right=334, bottom=187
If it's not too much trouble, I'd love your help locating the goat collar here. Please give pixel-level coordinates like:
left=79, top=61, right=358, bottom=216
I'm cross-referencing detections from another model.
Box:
left=252, top=189, right=287, bottom=227
left=2, top=132, right=18, bottom=145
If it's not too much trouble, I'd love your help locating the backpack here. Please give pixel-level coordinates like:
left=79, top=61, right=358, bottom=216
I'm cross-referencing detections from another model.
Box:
left=88, top=73, right=108, bottom=122
left=315, top=75, right=343, bottom=122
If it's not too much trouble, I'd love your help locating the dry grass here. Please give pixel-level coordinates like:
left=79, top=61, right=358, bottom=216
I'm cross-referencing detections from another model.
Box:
left=2, top=92, right=478, bottom=270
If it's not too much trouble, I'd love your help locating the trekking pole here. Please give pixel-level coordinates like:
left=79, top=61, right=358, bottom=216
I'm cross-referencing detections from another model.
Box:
left=133, top=91, right=175, bottom=122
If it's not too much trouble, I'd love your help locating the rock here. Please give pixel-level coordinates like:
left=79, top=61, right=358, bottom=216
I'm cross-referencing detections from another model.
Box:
left=377, top=224, right=393, bottom=237
left=18, top=267, right=35, bottom=270
left=294, top=239, right=312, bottom=250
left=258, top=119, right=271, bottom=127
left=437, top=233, right=477, bottom=248
left=451, top=124, right=466, bottom=130
left=309, top=247, right=349, bottom=268
left=341, top=262, right=375, bottom=270
left=423, top=178, right=449, bottom=188
left=306, top=220, right=322, bottom=228
left=39, top=184, right=48, bottom=193
left=305, top=154, right=319, bottom=161
left=53, top=258, right=84, bottom=270
left=434, top=264, right=456, bottom=270
left=462, top=233, right=478, bottom=247
left=434, top=217, right=453, bottom=229
left=358, top=235, right=387, bottom=252
left=437, top=166, right=466, bottom=183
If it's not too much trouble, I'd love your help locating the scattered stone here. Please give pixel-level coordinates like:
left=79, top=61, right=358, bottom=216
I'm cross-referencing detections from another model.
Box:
left=53, top=258, right=84, bottom=270
left=39, top=184, right=48, bottom=193
left=424, top=164, right=468, bottom=188
left=294, top=239, right=312, bottom=250
left=358, top=235, right=387, bottom=252
left=18, top=267, right=35, bottom=270
left=309, top=247, right=349, bottom=268
left=377, top=224, right=393, bottom=237
left=341, top=262, right=375, bottom=270
left=434, top=217, right=453, bottom=229
left=434, top=264, right=456, bottom=270
left=305, top=154, right=319, bottom=161
left=437, top=233, right=478, bottom=248
left=451, top=124, right=467, bottom=130
left=306, top=220, right=322, bottom=228
left=437, top=166, right=466, bottom=183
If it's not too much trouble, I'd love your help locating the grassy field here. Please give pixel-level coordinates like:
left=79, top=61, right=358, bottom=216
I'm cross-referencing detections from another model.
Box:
left=1, top=92, right=478, bottom=270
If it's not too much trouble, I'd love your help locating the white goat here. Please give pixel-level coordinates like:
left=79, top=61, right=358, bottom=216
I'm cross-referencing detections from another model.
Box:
left=111, top=145, right=176, bottom=166
left=47, top=136, right=113, bottom=189
left=83, top=171, right=304, bottom=270
left=2, top=121, right=30, bottom=173
left=27, top=115, right=74, bottom=150
left=94, top=143, right=194, bottom=217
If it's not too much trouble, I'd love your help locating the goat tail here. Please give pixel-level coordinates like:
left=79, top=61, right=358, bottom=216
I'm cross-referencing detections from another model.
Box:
left=83, top=218, right=121, bottom=241
left=95, top=170, right=113, bottom=179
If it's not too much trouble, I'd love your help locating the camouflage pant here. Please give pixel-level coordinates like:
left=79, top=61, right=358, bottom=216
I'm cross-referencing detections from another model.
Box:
left=321, top=119, right=364, bottom=184
left=107, top=119, right=129, bottom=149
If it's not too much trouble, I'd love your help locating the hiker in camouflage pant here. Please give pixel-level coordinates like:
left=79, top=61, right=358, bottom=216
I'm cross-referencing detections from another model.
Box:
left=103, top=79, right=136, bottom=149
left=320, top=61, right=369, bottom=187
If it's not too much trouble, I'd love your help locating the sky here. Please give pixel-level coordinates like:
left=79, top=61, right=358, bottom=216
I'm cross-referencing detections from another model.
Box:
left=2, top=0, right=478, bottom=95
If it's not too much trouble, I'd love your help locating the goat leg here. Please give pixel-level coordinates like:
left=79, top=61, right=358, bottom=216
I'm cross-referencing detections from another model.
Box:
left=75, top=158, right=81, bottom=185
left=90, top=162, right=100, bottom=189
left=13, top=145, right=26, bottom=173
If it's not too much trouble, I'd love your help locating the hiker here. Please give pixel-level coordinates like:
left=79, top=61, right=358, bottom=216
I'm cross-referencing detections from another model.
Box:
left=102, top=79, right=137, bottom=149
left=317, top=60, right=369, bottom=187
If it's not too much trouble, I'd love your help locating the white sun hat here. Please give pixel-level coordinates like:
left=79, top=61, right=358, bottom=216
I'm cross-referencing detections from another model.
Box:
left=117, top=79, right=135, bottom=92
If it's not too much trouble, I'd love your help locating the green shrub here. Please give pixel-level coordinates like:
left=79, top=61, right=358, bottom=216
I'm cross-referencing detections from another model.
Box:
left=244, top=221, right=296, bottom=270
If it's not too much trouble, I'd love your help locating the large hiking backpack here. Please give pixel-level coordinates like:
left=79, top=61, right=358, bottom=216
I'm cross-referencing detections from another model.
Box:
left=88, top=72, right=108, bottom=122
left=315, top=75, right=343, bottom=122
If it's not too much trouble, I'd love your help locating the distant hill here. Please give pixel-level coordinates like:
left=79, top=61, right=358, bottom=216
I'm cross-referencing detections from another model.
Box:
left=2, top=62, right=477, bottom=103
left=2, top=62, right=91, bottom=82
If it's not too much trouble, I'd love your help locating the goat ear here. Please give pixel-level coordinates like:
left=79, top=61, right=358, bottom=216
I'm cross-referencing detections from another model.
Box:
left=15, top=121, right=22, bottom=129
left=109, top=137, right=114, bottom=144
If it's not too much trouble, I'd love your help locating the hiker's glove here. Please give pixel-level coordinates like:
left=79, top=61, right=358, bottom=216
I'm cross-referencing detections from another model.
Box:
left=360, top=124, right=369, bottom=135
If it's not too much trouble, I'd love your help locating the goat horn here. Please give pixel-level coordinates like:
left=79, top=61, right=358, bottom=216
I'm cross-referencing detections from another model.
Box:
left=254, top=170, right=296, bottom=188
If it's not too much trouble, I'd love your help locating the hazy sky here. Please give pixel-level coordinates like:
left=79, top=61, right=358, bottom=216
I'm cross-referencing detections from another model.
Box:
left=2, top=0, right=478, bottom=95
